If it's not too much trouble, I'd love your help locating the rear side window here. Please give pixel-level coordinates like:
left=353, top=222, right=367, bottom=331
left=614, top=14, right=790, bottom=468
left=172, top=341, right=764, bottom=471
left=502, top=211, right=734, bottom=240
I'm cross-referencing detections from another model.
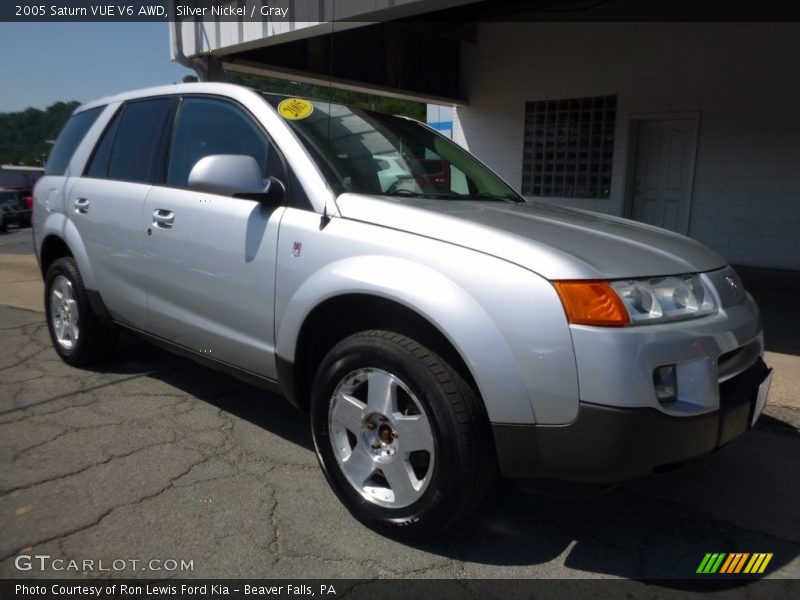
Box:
left=85, top=107, right=122, bottom=179
left=87, top=98, right=174, bottom=184
left=45, top=107, right=102, bottom=176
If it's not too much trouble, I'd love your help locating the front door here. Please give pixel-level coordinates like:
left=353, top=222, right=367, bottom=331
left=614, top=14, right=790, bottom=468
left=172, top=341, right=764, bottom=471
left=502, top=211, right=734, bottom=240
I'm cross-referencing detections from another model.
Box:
left=630, top=117, right=699, bottom=234
left=142, top=96, right=287, bottom=379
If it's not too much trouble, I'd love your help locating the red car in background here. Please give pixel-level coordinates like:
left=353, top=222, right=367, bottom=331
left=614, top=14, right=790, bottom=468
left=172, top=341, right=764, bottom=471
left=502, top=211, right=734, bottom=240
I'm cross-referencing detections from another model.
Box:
left=0, top=188, right=32, bottom=230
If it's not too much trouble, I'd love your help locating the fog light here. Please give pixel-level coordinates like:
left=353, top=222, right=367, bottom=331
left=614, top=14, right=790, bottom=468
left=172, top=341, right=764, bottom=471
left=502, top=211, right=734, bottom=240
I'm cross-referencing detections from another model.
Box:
left=654, top=365, right=677, bottom=403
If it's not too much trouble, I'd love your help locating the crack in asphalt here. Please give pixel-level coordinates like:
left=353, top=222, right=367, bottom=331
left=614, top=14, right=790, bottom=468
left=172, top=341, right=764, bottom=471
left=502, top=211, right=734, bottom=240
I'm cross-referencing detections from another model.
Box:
left=0, top=453, right=208, bottom=564
left=10, top=422, right=124, bottom=462
left=2, top=437, right=180, bottom=497
left=0, top=371, right=164, bottom=417
left=0, top=320, right=43, bottom=332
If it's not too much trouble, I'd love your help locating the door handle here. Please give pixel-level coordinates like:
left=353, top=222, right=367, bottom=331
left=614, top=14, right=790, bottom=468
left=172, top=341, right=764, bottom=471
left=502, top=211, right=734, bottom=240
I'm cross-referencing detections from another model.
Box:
left=152, top=209, right=174, bottom=229
left=74, top=198, right=90, bottom=214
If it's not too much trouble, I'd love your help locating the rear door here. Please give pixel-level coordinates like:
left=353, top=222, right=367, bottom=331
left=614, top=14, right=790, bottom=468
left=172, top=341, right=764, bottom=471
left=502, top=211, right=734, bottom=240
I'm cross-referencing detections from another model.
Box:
left=141, top=96, right=287, bottom=378
left=68, top=97, right=175, bottom=327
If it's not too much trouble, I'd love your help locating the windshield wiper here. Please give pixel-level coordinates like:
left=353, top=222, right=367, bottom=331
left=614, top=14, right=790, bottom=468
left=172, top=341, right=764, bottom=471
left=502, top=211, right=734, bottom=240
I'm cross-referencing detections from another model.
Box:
left=383, top=189, right=519, bottom=202
left=383, top=189, right=426, bottom=197
left=473, top=192, right=522, bottom=204
left=384, top=190, right=472, bottom=200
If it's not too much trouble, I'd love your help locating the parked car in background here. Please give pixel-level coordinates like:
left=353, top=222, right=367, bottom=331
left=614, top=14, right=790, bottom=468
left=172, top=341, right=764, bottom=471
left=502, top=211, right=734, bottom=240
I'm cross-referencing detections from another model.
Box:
left=22, top=190, right=34, bottom=212
left=9, top=187, right=34, bottom=215
left=0, top=188, right=31, bottom=230
left=33, top=83, right=772, bottom=539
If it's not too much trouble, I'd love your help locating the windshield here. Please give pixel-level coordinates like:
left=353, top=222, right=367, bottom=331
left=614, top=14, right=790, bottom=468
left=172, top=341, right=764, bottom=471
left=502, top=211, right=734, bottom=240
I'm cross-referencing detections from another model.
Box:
left=263, top=95, right=522, bottom=203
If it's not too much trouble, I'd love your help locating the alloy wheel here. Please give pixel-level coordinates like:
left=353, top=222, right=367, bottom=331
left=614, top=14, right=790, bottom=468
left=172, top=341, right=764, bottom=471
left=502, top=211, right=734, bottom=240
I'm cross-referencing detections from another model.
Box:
left=49, top=274, right=79, bottom=350
left=328, top=367, right=435, bottom=508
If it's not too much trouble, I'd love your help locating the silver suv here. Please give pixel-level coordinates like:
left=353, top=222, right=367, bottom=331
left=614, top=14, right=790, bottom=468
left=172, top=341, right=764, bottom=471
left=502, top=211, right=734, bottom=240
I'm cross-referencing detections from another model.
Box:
left=33, top=83, right=772, bottom=538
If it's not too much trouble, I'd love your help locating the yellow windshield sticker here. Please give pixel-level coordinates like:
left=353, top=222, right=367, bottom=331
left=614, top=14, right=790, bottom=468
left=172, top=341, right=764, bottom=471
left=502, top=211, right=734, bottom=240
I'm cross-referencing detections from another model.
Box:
left=278, top=98, right=314, bottom=120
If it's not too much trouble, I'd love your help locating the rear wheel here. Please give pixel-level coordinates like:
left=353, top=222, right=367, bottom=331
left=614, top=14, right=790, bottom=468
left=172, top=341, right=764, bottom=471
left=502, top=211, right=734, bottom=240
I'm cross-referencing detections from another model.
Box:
left=44, top=257, right=118, bottom=366
left=311, top=330, right=495, bottom=539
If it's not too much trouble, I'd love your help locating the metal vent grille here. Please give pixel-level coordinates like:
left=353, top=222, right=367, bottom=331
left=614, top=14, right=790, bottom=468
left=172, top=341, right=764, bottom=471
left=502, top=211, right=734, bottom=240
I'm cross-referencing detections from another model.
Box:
left=522, top=95, right=616, bottom=199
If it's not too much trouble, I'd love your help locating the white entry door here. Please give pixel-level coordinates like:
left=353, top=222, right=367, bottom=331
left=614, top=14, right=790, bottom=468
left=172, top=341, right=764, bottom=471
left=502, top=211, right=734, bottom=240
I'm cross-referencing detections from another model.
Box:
left=630, top=117, right=699, bottom=234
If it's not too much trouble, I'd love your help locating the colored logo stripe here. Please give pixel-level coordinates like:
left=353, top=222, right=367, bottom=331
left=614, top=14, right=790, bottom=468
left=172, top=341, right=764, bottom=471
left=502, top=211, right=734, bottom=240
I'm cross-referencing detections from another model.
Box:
left=697, top=553, right=773, bottom=574
left=719, top=553, right=749, bottom=573
left=744, top=553, right=773, bottom=574
left=697, top=553, right=726, bottom=573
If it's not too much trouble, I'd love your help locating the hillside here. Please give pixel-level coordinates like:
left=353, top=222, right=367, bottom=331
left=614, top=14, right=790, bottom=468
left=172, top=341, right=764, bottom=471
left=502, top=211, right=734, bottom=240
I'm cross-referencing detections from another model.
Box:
left=0, top=101, right=80, bottom=166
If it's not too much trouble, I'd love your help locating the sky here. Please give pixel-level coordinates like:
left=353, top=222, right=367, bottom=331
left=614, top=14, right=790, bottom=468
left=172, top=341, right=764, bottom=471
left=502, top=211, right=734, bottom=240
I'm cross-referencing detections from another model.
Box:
left=0, top=22, right=193, bottom=113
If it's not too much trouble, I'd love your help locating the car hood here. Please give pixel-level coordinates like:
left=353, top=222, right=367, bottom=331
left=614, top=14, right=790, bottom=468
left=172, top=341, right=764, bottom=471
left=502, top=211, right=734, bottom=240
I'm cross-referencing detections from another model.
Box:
left=335, top=194, right=726, bottom=280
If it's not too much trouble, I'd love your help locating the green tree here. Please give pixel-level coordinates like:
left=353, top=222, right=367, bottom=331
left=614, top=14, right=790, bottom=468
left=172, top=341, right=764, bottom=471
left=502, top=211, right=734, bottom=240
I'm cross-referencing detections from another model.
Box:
left=0, top=101, right=80, bottom=166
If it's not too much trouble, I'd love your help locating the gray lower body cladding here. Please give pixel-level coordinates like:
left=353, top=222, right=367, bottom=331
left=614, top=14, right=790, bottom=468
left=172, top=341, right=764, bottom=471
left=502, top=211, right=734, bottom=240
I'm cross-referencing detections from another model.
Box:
left=493, top=357, right=771, bottom=483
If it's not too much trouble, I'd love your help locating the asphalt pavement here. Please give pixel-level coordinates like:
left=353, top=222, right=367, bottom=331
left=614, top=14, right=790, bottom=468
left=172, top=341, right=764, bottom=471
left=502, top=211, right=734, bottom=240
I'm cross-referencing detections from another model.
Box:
left=1, top=225, right=799, bottom=580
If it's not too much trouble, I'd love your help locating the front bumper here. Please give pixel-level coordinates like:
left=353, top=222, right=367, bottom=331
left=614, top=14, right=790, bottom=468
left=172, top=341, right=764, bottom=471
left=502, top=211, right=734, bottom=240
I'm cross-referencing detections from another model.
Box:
left=493, top=357, right=772, bottom=483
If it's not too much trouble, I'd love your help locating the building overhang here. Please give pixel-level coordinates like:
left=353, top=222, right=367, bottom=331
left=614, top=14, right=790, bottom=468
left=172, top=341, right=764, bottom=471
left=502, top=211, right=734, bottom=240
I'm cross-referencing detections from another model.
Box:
left=171, top=0, right=482, bottom=103
left=171, top=0, right=800, bottom=103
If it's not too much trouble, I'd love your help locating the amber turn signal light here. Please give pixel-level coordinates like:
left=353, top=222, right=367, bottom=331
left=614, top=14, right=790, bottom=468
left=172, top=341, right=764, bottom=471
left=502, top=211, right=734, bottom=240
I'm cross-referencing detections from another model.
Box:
left=553, top=281, right=630, bottom=327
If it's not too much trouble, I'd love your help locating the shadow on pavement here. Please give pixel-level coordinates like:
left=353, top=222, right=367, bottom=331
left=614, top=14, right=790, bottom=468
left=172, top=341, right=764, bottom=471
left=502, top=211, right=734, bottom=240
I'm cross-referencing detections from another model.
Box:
left=95, top=332, right=315, bottom=453
left=89, top=331, right=800, bottom=583
left=415, top=424, right=800, bottom=582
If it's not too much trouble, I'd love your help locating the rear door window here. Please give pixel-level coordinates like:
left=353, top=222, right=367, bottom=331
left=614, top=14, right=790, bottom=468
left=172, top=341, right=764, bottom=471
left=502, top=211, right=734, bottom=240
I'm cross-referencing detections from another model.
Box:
left=102, top=98, right=175, bottom=184
left=45, top=107, right=102, bottom=176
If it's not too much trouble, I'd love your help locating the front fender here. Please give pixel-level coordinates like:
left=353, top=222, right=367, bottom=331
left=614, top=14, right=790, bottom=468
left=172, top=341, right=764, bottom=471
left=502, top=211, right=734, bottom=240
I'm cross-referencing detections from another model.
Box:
left=275, top=255, right=537, bottom=424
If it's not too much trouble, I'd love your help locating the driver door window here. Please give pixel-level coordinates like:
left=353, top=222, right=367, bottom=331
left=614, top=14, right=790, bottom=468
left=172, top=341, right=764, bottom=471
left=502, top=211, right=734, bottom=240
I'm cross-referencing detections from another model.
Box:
left=167, top=97, right=275, bottom=189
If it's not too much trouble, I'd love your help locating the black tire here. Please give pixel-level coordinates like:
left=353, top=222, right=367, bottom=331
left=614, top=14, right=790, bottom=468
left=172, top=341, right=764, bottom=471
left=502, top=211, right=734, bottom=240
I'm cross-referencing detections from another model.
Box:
left=44, top=257, right=118, bottom=366
left=311, top=330, right=496, bottom=539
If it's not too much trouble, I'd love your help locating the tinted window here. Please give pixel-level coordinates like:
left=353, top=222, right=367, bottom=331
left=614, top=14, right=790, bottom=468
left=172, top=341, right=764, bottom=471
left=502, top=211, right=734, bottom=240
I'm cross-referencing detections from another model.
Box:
left=107, top=98, right=174, bottom=184
left=85, top=108, right=122, bottom=178
left=45, top=107, right=102, bottom=176
left=167, top=97, right=273, bottom=189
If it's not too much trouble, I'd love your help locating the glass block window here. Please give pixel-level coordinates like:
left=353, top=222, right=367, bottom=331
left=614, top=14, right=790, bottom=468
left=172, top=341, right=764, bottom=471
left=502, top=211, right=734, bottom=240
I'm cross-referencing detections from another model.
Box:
left=521, top=95, right=616, bottom=199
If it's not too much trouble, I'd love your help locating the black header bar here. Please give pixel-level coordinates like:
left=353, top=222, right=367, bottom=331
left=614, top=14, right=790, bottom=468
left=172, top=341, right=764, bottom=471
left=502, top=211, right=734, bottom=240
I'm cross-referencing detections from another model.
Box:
left=3, top=0, right=800, bottom=23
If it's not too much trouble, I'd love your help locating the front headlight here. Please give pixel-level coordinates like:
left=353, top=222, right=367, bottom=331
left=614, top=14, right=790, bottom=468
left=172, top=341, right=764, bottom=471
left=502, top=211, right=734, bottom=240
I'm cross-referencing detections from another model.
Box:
left=610, top=275, right=716, bottom=324
left=553, top=274, right=718, bottom=326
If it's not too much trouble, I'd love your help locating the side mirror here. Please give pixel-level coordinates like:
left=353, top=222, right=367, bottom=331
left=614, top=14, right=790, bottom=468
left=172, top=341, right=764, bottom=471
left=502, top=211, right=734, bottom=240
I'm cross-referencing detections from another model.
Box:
left=187, top=155, right=284, bottom=204
left=257, top=175, right=286, bottom=205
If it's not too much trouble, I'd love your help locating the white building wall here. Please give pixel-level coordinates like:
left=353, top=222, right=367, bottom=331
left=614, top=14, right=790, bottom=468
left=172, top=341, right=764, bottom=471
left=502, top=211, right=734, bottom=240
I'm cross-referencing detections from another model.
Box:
left=426, top=104, right=454, bottom=138
left=453, top=22, right=800, bottom=270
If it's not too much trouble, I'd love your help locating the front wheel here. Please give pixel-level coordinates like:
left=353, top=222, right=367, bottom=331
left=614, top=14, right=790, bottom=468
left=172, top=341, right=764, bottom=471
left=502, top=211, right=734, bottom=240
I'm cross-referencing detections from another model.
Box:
left=311, top=330, right=495, bottom=539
